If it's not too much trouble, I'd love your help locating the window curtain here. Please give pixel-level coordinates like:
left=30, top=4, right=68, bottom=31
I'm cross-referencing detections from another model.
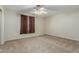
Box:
left=20, top=15, right=28, bottom=34
left=29, top=16, right=35, bottom=33
left=20, top=15, right=35, bottom=34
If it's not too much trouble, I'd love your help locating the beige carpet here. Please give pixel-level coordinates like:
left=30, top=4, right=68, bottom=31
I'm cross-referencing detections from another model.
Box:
left=0, top=35, right=79, bottom=53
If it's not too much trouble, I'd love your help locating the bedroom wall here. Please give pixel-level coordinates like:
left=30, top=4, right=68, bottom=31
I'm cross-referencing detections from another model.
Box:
left=45, top=12, right=79, bottom=41
left=4, top=8, right=79, bottom=41
left=4, top=9, right=44, bottom=41
left=0, top=11, right=1, bottom=42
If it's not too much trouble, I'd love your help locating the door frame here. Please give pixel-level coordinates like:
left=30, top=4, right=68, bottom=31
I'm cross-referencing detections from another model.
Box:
left=0, top=6, right=5, bottom=45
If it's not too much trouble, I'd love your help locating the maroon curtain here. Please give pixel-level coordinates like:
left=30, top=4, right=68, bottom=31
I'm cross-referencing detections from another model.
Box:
left=29, top=16, right=35, bottom=33
left=20, top=15, right=28, bottom=34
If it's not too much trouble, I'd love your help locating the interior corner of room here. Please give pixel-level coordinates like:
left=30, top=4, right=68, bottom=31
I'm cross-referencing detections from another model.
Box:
left=1, top=5, right=79, bottom=44
left=0, top=5, right=79, bottom=52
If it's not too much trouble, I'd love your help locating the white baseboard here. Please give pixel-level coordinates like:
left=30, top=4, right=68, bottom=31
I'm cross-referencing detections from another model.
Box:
left=5, top=34, right=44, bottom=42
left=45, top=34, right=79, bottom=41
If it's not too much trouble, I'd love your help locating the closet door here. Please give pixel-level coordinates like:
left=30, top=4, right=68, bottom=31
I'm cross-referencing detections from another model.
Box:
left=20, top=15, right=28, bottom=34
left=29, top=16, right=35, bottom=33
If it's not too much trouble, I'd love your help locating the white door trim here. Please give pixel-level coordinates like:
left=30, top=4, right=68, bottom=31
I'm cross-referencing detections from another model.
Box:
left=0, top=6, right=5, bottom=45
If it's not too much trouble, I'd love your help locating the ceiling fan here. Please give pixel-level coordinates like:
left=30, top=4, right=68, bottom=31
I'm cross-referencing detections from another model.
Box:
left=30, top=5, right=47, bottom=15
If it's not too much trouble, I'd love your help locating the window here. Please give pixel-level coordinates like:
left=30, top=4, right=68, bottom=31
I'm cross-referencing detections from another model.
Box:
left=20, top=15, right=35, bottom=34
left=29, top=16, right=35, bottom=33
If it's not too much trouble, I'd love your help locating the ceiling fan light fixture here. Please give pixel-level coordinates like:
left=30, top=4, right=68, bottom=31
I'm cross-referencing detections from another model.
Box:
left=30, top=5, right=47, bottom=15
left=33, top=10, right=47, bottom=15
left=39, top=7, right=45, bottom=11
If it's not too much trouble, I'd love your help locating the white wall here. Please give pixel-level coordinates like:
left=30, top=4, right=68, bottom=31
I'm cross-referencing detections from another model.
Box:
left=4, top=10, right=44, bottom=41
left=4, top=8, right=79, bottom=42
left=0, top=11, right=1, bottom=42
left=45, top=12, right=79, bottom=41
